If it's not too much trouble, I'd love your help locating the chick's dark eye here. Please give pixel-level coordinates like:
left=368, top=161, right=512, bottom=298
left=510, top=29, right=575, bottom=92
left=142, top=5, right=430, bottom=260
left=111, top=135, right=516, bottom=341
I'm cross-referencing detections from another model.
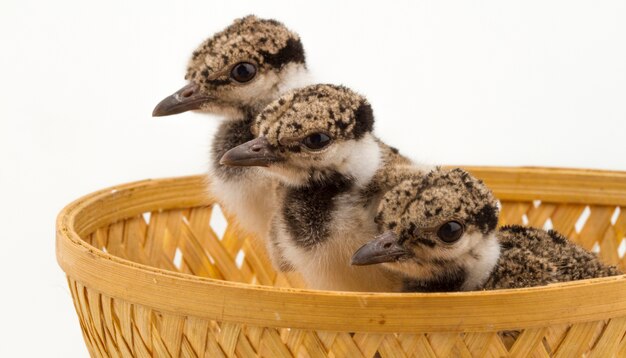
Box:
left=437, top=221, right=464, bottom=243
left=230, top=62, right=256, bottom=83
left=303, top=133, right=331, bottom=150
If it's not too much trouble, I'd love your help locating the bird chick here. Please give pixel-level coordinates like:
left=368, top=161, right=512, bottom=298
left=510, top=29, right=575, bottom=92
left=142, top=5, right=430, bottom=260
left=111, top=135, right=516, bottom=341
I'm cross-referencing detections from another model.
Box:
left=220, top=84, right=421, bottom=291
left=153, top=15, right=308, bottom=118
left=352, top=168, right=621, bottom=291
left=152, top=16, right=311, bottom=267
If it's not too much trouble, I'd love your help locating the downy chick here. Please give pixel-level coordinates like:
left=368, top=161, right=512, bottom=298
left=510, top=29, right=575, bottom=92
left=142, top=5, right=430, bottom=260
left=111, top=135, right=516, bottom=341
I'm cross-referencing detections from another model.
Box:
left=352, top=168, right=621, bottom=291
left=152, top=16, right=311, bottom=267
left=220, top=84, right=422, bottom=291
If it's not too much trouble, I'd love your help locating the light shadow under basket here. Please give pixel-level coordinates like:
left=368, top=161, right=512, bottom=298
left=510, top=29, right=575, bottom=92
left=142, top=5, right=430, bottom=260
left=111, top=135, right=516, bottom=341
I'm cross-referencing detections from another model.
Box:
left=56, top=166, right=626, bottom=357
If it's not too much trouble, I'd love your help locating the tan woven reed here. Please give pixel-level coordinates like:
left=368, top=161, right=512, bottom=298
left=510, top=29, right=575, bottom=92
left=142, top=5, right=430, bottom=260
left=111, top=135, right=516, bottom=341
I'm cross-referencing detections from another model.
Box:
left=56, top=166, right=626, bottom=358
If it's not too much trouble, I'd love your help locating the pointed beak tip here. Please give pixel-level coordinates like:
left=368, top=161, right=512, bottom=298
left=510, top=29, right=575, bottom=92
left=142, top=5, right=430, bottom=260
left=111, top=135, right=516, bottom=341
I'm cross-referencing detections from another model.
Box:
left=350, top=245, right=373, bottom=266
left=218, top=148, right=241, bottom=167
left=350, top=257, right=364, bottom=266
left=219, top=137, right=280, bottom=168
left=152, top=107, right=165, bottom=117
left=152, top=83, right=209, bottom=117
left=351, top=231, right=406, bottom=266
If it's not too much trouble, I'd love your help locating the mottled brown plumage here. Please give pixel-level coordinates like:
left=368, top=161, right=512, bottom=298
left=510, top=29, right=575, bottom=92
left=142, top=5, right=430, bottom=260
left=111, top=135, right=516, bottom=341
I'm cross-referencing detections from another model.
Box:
left=187, top=16, right=304, bottom=86
left=376, top=167, right=499, bottom=238
left=353, top=168, right=621, bottom=292
left=253, top=84, right=374, bottom=144
left=185, top=15, right=307, bottom=114
left=485, top=225, right=621, bottom=289
left=221, top=84, right=429, bottom=291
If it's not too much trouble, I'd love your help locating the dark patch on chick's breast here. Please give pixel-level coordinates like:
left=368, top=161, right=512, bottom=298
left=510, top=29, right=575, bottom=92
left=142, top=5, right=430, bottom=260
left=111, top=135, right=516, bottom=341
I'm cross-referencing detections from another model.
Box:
left=282, top=172, right=353, bottom=249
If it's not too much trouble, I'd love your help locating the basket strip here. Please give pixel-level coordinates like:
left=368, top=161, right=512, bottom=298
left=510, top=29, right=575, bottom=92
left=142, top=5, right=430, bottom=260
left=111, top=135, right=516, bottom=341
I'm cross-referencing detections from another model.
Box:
left=260, top=328, right=294, bottom=357
left=462, top=332, right=489, bottom=356
left=542, top=323, right=569, bottom=356
left=178, top=225, right=223, bottom=279
left=241, top=240, right=276, bottom=286
left=160, top=314, right=185, bottom=356
left=553, top=321, right=604, bottom=358
left=352, top=333, right=384, bottom=357
left=123, top=216, right=150, bottom=265
left=498, top=201, right=531, bottom=226
left=579, top=206, right=614, bottom=250
left=179, top=338, right=197, bottom=358
left=618, top=335, right=626, bottom=358
left=341, top=333, right=372, bottom=357
left=526, top=203, right=557, bottom=229
left=616, top=209, right=626, bottom=237
left=220, top=218, right=247, bottom=257
left=402, top=334, right=438, bottom=358
left=205, top=333, right=227, bottom=358
left=378, top=335, right=407, bottom=358
left=101, top=296, right=128, bottom=355
left=299, top=330, right=327, bottom=357
left=183, top=219, right=244, bottom=283
left=69, top=280, right=102, bottom=357
left=105, top=220, right=126, bottom=259
left=482, top=333, right=510, bottom=358
left=508, top=327, right=546, bottom=357
left=217, top=322, right=240, bottom=356
left=588, top=316, right=626, bottom=357
left=279, top=328, right=300, bottom=356
left=549, top=204, right=586, bottom=238
left=426, top=333, right=458, bottom=357
left=453, top=339, right=473, bottom=358
left=465, top=166, right=626, bottom=206
left=234, top=333, right=257, bottom=358
left=150, top=323, right=173, bottom=358
left=601, top=229, right=620, bottom=266
left=530, top=346, right=552, bottom=358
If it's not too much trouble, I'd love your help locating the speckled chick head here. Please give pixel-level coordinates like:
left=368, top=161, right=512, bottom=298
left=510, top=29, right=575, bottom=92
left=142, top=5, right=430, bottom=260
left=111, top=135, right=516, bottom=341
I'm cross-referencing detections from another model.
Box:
left=252, top=84, right=378, bottom=185
left=185, top=15, right=308, bottom=115
left=375, top=168, right=500, bottom=272
left=377, top=168, right=499, bottom=235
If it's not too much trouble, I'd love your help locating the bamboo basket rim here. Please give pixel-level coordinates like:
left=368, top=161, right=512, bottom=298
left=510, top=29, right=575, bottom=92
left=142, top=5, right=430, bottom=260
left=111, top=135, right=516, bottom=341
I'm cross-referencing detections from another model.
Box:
left=56, top=166, right=626, bottom=333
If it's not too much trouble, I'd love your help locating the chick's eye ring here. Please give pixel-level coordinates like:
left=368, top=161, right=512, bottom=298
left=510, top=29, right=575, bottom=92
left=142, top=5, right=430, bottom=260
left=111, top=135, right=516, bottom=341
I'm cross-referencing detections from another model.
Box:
left=302, top=133, right=331, bottom=150
left=436, top=220, right=464, bottom=243
left=230, top=62, right=257, bottom=83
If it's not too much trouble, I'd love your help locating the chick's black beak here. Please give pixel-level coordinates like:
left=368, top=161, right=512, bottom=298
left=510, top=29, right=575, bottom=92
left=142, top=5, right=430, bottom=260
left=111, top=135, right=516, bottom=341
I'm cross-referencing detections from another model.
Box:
left=351, top=231, right=409, bottom=266
left=152, top=83, right=214, bottom=117
left=220, top=136, right=283, bottom=167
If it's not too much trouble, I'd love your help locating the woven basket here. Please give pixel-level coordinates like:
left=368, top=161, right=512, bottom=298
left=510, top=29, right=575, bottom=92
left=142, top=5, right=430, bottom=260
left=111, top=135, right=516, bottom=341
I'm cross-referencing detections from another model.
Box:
left=56, top=166, right=626, bottom=357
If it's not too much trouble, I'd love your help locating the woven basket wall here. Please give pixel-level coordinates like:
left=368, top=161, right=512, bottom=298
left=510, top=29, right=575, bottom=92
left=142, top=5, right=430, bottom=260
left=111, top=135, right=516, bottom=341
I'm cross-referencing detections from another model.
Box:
left=56, top=167, right=626, bottom=358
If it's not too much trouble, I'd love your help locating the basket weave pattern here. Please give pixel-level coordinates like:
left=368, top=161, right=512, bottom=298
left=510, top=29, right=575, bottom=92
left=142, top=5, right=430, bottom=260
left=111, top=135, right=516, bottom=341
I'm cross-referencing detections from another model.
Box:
left=57, top=167, right=626, bottom=357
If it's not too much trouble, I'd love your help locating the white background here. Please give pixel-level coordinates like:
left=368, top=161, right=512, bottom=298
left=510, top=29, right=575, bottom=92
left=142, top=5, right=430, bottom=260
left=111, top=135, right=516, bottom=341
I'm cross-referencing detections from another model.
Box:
left=1, top=0, right=625, bottom=356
